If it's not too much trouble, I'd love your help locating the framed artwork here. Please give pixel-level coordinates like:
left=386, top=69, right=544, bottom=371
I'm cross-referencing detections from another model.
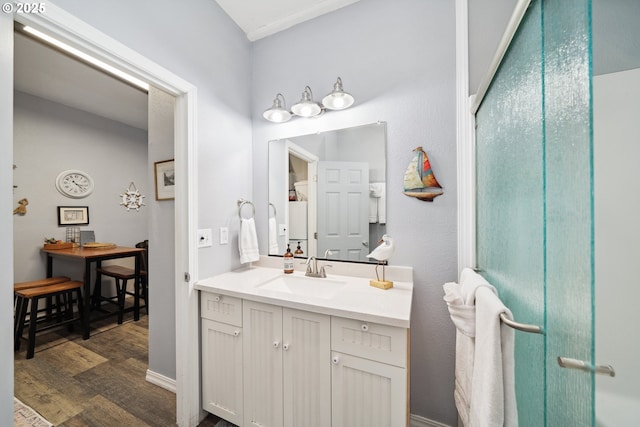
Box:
left=154, top=159, right=175, bottom=200
left=57, top=206, right=89, bottom=226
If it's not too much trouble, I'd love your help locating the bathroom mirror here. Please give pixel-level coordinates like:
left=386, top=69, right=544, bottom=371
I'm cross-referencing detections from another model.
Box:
left=268, top=122, right=387, bottom=263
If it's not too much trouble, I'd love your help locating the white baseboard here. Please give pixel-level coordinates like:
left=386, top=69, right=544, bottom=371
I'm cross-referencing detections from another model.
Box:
left=411, top=413, right=453, bottom=427
left=140, top=375, right=451, bottom=427
left=146, top=369, right=177, bottom=393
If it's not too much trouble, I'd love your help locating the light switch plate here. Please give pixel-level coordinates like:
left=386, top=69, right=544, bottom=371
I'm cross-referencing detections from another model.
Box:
left=219, top=227, right=229, bottom=245
left=197, top=229, right=212, bottom=248
left=278, top=224, right=287, bottom=236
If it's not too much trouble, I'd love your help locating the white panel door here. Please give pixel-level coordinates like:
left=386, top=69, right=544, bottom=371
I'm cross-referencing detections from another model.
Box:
left=331, top=352, right=407, bottom=427
left=243, top=301, right=283, bottom=427
left=317, top=161, right=369, bottom=261
left=201, top=319, right=243, bottom=425
left=282, top=308, right=331, bottom=427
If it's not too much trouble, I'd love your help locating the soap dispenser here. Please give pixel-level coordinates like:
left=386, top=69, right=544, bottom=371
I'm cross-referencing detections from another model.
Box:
left=284, top=244, right=294, bottom=274
left=294, top=241, right=304, bottom=256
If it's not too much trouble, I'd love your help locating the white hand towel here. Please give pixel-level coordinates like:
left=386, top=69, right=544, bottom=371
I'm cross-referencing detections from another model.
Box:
left=268, top=217, right=279, bottom=255
left=239, top=217, right=260, bottom=264
left=470, top=287, right=518, bottom=427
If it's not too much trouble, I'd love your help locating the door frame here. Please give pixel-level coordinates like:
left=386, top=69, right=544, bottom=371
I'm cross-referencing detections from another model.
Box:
left=285, top=141, right=318, bottom=258
left=12, top=5, right=200, bottom=426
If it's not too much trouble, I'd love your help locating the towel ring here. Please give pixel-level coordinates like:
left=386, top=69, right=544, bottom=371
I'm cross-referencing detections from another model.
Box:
left=237, top=199, right=255, bottom=220
left=268, top=202, right=277, bottom=219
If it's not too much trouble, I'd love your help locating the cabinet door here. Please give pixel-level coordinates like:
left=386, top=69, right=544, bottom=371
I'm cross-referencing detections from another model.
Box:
left=243, top=301, right=283, bottom=427
left=201, top=319, right=243, bottom=425
left=282, top=308, right=331, bottom=427
left=331, top=352, right=407, bottom=427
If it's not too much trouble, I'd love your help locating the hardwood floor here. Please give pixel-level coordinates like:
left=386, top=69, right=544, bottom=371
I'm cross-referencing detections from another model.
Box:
left=14, top=312, right=220, bottom=426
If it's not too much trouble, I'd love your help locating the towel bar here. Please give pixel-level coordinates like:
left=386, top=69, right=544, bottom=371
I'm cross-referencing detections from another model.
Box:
left=238, top=199, right=255, bottom=219
left=499, top=312, right=543, bottom=334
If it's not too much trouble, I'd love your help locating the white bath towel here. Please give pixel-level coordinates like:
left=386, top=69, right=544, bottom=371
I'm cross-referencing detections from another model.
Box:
left=369, top=183, right=386, bottom=224
left=471, top=287, right=517, bottom=427
left=268, top=217, right=279, bottom=255
left=239, top=217, right=260, bottom=264
left=443, top=282, right=475, bottom=337
left=452, top=268, right=504, bottom=427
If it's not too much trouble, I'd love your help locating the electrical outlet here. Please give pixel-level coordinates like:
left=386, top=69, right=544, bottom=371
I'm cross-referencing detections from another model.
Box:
left=219, top=227, right=229, bottom=245
left=197, top=229, right=212, bottom=248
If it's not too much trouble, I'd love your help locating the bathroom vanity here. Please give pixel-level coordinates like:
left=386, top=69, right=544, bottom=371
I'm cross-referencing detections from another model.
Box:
left=195, top=258, right=413, bottom=427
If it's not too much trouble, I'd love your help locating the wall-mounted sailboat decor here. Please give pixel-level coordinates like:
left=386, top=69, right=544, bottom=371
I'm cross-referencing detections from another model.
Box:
left=403, top=146, right=443, bottom=201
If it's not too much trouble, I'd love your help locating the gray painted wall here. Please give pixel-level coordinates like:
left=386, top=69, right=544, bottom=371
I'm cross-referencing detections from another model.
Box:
left=147, top=87, right=176, bottom=379
left=13, top=91, right=148, bottom=282
left=251, top=0, right=458, bottom=423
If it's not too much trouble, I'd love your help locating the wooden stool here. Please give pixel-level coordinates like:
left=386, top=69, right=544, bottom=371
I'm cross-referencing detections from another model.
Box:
left=14, top=276, right=70, bottom=303
left=14, top=281, right=84, bottom=359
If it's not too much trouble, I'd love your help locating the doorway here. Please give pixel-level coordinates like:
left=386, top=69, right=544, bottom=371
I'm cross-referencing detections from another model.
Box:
left=5, top=9, right=199, bottom=427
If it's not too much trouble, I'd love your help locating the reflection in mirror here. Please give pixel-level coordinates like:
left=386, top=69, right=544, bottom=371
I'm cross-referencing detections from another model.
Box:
left=268, top=122, right=386, bottom=263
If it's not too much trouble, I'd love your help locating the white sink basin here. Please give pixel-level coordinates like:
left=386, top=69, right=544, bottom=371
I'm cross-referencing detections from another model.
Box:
left=256, top=274, right=346, bottom=299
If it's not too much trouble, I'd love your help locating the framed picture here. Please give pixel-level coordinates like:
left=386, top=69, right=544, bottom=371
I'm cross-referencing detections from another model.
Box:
left=57, top=206, right=89, bottom=226
left=154, top=159, right=175, bottom=200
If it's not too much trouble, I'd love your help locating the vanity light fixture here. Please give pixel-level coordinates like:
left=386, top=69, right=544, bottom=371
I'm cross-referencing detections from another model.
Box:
left=322, top=77, right=355, bottom=110
left=263, top=93, right=292, bottom=123
left=263, top=77, right=355, bottom=123
left=291, top=86, right=323, bottom=118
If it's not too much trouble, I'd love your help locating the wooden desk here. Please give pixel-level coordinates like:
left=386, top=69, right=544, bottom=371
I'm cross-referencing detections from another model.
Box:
left=42, top=245, right=145, bottom=339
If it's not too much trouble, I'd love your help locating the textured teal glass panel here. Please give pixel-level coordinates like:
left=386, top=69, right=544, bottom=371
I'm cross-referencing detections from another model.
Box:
left=543, top=0, right=594, bottom=426
left=475, top=2, right=545, bottom=425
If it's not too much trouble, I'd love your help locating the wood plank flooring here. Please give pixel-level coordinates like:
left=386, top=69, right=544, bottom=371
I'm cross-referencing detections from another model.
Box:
left=14, top=313, right=220, bottom=426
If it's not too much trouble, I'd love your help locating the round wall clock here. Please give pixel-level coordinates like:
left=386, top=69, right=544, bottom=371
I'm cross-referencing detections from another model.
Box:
left=55, top=170, right=94, bottom=198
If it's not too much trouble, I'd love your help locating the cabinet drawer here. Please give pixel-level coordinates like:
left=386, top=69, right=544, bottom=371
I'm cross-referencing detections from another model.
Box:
left=331, top=317, right=407, bottom=368
left=201, top=292, right=242, bottom=326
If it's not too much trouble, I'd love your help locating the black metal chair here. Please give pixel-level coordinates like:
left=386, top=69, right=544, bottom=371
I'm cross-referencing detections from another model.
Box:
left=94, top=240, right=148, bottom=323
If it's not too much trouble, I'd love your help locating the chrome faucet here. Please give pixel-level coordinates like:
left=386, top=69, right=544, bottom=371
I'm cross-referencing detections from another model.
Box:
left=305, top=256, right=330, bottom=278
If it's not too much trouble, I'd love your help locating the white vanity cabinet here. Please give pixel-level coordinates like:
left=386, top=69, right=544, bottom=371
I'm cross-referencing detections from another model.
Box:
left=197, top=265, right=412, bottom=427
left=200, top=293, right=244, bottom=426
left=330, top=317, right=409, bottom=427
left=243, top=300, right=331, bottom=427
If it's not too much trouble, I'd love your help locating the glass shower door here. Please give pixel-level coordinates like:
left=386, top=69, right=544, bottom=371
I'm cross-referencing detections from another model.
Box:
left=475, top=0, right=594, bottom=425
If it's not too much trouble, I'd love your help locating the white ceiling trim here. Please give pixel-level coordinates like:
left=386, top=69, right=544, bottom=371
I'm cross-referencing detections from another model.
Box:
left=215, top=0, right=361, bottom=41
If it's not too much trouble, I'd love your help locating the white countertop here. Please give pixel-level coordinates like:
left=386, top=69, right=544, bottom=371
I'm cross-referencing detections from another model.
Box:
left=195, top=261, right=413, bottom=328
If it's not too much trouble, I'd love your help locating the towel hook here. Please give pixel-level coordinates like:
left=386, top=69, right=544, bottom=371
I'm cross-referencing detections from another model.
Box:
left=268, top=202, right=277, bottom=218
left=237, top=199, right=255, bottom=220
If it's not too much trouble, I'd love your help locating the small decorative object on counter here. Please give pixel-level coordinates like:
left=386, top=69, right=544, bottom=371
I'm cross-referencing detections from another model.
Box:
left=366, top=234, right=395, bottom=290
left=294, top=241, right=304, bottom=256
left=284, top=244, right=294, bottom=274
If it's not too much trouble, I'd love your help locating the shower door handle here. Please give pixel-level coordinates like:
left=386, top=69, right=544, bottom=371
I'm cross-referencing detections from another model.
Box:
left=557, top=356, right=615, bottom=377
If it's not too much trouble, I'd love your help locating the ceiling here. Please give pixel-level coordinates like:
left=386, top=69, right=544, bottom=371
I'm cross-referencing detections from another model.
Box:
left=215, top=0, right=360, bottom=41
left=14, top=32, right=149, bottom=130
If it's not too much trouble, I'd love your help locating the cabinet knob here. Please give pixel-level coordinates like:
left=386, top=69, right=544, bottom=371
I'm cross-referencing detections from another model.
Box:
left=214, top=295, right=221, bottom=302
left=361, top=323, right=369, bottom=332
left=273, top=341, right=280, bottom=349
left=283, top=343, right=290, bottom=351
left=332, top=356, right=340, bottom=365
left=233, top=330, right=240, bottom=337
